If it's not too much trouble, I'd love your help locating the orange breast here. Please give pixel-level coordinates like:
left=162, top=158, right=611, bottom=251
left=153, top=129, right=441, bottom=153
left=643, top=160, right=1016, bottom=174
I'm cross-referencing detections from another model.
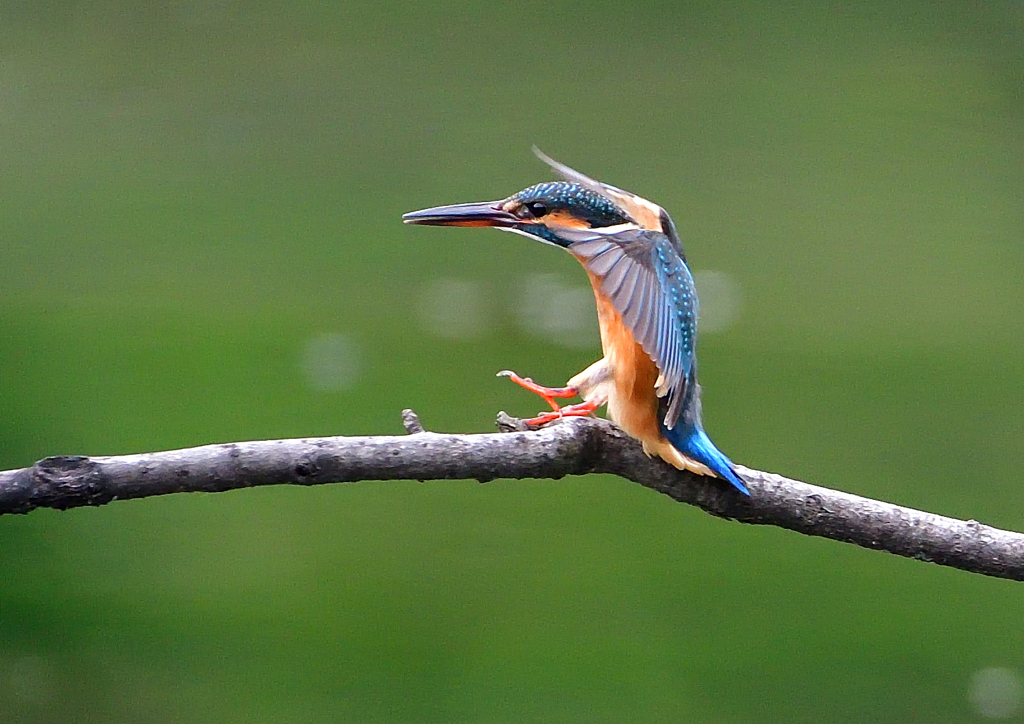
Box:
left=580, top=267, right=711, bottom=475
left=585, top=271, right=663, bottom=446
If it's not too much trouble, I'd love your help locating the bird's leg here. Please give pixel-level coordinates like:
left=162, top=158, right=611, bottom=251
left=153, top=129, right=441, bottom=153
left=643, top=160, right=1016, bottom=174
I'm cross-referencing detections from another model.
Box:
left=498, top=360, right=611, bottom=428
left=519, top=399, right=603, bottom=428
left=496, top=370, right=579, bottom=412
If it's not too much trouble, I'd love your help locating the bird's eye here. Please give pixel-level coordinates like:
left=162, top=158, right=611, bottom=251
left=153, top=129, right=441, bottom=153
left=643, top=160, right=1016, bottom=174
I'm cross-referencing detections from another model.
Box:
left=525, top=202, right=548, bottom=218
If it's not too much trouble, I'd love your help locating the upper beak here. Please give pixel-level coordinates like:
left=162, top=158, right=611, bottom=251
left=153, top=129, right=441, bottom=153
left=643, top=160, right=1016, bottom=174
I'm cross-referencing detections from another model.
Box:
left=402, top=200, right=519, bottom=228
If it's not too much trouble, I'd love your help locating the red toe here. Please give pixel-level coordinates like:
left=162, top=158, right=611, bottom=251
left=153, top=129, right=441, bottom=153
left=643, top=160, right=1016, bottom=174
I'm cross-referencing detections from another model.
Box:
left=498, top=369, right=578, bottom=412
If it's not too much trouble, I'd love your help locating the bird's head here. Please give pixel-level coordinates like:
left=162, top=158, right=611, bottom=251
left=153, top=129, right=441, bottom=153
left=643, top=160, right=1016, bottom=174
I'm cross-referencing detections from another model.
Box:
left=403, top=180, right=631, bottom=248
left=402, top=149, right=684, bottom=253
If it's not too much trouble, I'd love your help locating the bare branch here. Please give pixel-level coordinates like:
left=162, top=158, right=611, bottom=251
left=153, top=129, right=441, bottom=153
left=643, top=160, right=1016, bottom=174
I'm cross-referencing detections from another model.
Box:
left=2, top=413, right=1022, bottom=581
left=401, top=408, right=426, bottom=434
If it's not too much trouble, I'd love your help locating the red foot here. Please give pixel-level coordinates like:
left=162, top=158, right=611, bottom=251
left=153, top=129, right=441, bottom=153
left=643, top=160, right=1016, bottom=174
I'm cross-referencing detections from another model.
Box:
left=497, top=370, right=578, bottom=412
left=523, top=400, right=602, bottom=428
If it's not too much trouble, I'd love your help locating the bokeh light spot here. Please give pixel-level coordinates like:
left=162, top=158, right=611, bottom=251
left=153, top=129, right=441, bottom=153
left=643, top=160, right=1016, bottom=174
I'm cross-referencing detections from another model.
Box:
left=693, top=270, right=742, bottom=333
left=417, top=278, right=488, bottom=339
left=969, top=667, right=1023, bottom=719
left=301, top=333, right=362, bottom=392
left=2, top=655, right=51, bottom=705
left=516, top=273, right=598, bottom=349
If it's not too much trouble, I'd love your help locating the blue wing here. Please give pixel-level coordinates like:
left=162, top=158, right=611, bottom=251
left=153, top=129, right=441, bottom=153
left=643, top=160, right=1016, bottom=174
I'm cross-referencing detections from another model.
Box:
left=559, top=225, right=748, bottom=495
left=560, top=227, right=697, bottom=429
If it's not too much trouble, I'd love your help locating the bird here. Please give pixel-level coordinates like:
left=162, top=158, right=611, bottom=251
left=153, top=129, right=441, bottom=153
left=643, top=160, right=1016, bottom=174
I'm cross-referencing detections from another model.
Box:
left=402, top=149, right=749, bottom=495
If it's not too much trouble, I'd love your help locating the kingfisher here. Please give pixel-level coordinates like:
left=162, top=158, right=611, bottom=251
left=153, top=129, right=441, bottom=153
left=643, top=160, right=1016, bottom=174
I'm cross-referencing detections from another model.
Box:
left=402, top=150, right=749, bottom=495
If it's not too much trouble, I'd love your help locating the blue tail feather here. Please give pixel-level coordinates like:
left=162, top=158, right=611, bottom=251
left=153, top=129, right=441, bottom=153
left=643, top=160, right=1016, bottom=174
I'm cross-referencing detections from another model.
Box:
left=662, top=424, right=750, bottom=495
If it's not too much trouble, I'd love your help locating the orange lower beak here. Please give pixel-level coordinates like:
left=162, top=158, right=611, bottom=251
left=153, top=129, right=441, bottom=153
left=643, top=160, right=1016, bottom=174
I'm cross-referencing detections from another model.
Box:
left=402, top=201, right=519, bottom=228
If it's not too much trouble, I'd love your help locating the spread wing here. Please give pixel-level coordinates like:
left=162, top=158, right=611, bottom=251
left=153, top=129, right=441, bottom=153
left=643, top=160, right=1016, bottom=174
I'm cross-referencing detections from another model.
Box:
left=533, top=147, right=666, bottom=232
left=559, top=226, right=698, bottom=429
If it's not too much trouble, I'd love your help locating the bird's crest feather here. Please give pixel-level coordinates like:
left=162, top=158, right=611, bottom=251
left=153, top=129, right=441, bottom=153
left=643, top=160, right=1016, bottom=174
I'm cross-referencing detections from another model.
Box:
left=532, top=147, right=666, bottom=232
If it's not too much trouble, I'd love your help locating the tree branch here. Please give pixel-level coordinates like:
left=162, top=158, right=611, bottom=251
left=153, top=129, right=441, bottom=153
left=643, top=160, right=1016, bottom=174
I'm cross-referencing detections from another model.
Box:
left=2, top=412, right=1022, bottom=581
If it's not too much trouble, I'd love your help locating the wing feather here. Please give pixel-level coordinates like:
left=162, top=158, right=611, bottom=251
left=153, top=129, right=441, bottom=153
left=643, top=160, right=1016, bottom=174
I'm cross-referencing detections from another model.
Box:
left=565, top=227, right=697, bottom=429
left=602, top=255, right=633, bottom=298
left=580, top=241, right=618, bottom=275
left=621, top=276, right=648, bottom=331
left=615, top=261, right=642, bottom=303
left=656, top=307, right=673, bottom=389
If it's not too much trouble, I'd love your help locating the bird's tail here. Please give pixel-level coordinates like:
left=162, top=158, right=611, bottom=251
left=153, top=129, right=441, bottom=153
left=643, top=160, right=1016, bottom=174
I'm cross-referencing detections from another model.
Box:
left=663, top=424, right=749, bottom=496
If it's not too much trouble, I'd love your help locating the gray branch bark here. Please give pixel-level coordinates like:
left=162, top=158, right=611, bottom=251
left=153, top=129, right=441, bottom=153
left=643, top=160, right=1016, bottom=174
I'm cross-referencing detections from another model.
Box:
left=2, top=411, right=1022, bottom=581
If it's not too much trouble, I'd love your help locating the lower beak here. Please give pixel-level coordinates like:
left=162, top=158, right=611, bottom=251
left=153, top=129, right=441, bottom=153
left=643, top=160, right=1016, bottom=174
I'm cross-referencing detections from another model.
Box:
left=402, top=201, right=519, bottom=228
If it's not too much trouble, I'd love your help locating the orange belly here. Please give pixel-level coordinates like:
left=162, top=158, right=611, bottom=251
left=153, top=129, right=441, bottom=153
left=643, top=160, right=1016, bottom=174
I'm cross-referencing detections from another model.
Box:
left=591, top=284, right=662, bottom=443
left=584, top=270, right=715, bottom=477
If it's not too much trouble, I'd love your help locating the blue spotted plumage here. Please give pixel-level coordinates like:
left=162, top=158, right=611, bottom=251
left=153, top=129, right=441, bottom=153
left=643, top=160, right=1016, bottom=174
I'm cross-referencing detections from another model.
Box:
left=514, top=182, right=630, bottom=229
left=562, top=226, right=749, bottom=495
left=402, top=151, right=749, bottom=495
left=560, top=229, right=694, bottom=423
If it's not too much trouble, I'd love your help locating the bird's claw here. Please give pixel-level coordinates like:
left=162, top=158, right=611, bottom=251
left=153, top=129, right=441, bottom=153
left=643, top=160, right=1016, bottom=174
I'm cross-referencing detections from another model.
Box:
left=523, top=411, right=563, bottom=428
left=522, top=400, right=601, bottom=428
left=499, top=368, right=594, bottom=426
left=498, top=369, right=579, bottom=412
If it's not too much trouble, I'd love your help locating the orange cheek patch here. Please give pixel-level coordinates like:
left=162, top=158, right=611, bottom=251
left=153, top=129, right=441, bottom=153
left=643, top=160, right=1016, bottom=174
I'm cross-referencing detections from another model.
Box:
left=625, top=197, right=662, bottom=231
left=542, top=210, right=592, bottom=230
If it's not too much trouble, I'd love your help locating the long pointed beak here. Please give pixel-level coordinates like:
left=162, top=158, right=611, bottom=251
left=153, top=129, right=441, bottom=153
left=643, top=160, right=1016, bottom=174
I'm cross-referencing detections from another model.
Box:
left=402, top=200, right=519, bottom=228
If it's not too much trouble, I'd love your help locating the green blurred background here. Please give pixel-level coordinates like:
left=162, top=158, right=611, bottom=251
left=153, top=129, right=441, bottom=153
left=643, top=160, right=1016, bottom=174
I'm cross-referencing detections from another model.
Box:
left=2, top=1, right=1024, bottom=721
